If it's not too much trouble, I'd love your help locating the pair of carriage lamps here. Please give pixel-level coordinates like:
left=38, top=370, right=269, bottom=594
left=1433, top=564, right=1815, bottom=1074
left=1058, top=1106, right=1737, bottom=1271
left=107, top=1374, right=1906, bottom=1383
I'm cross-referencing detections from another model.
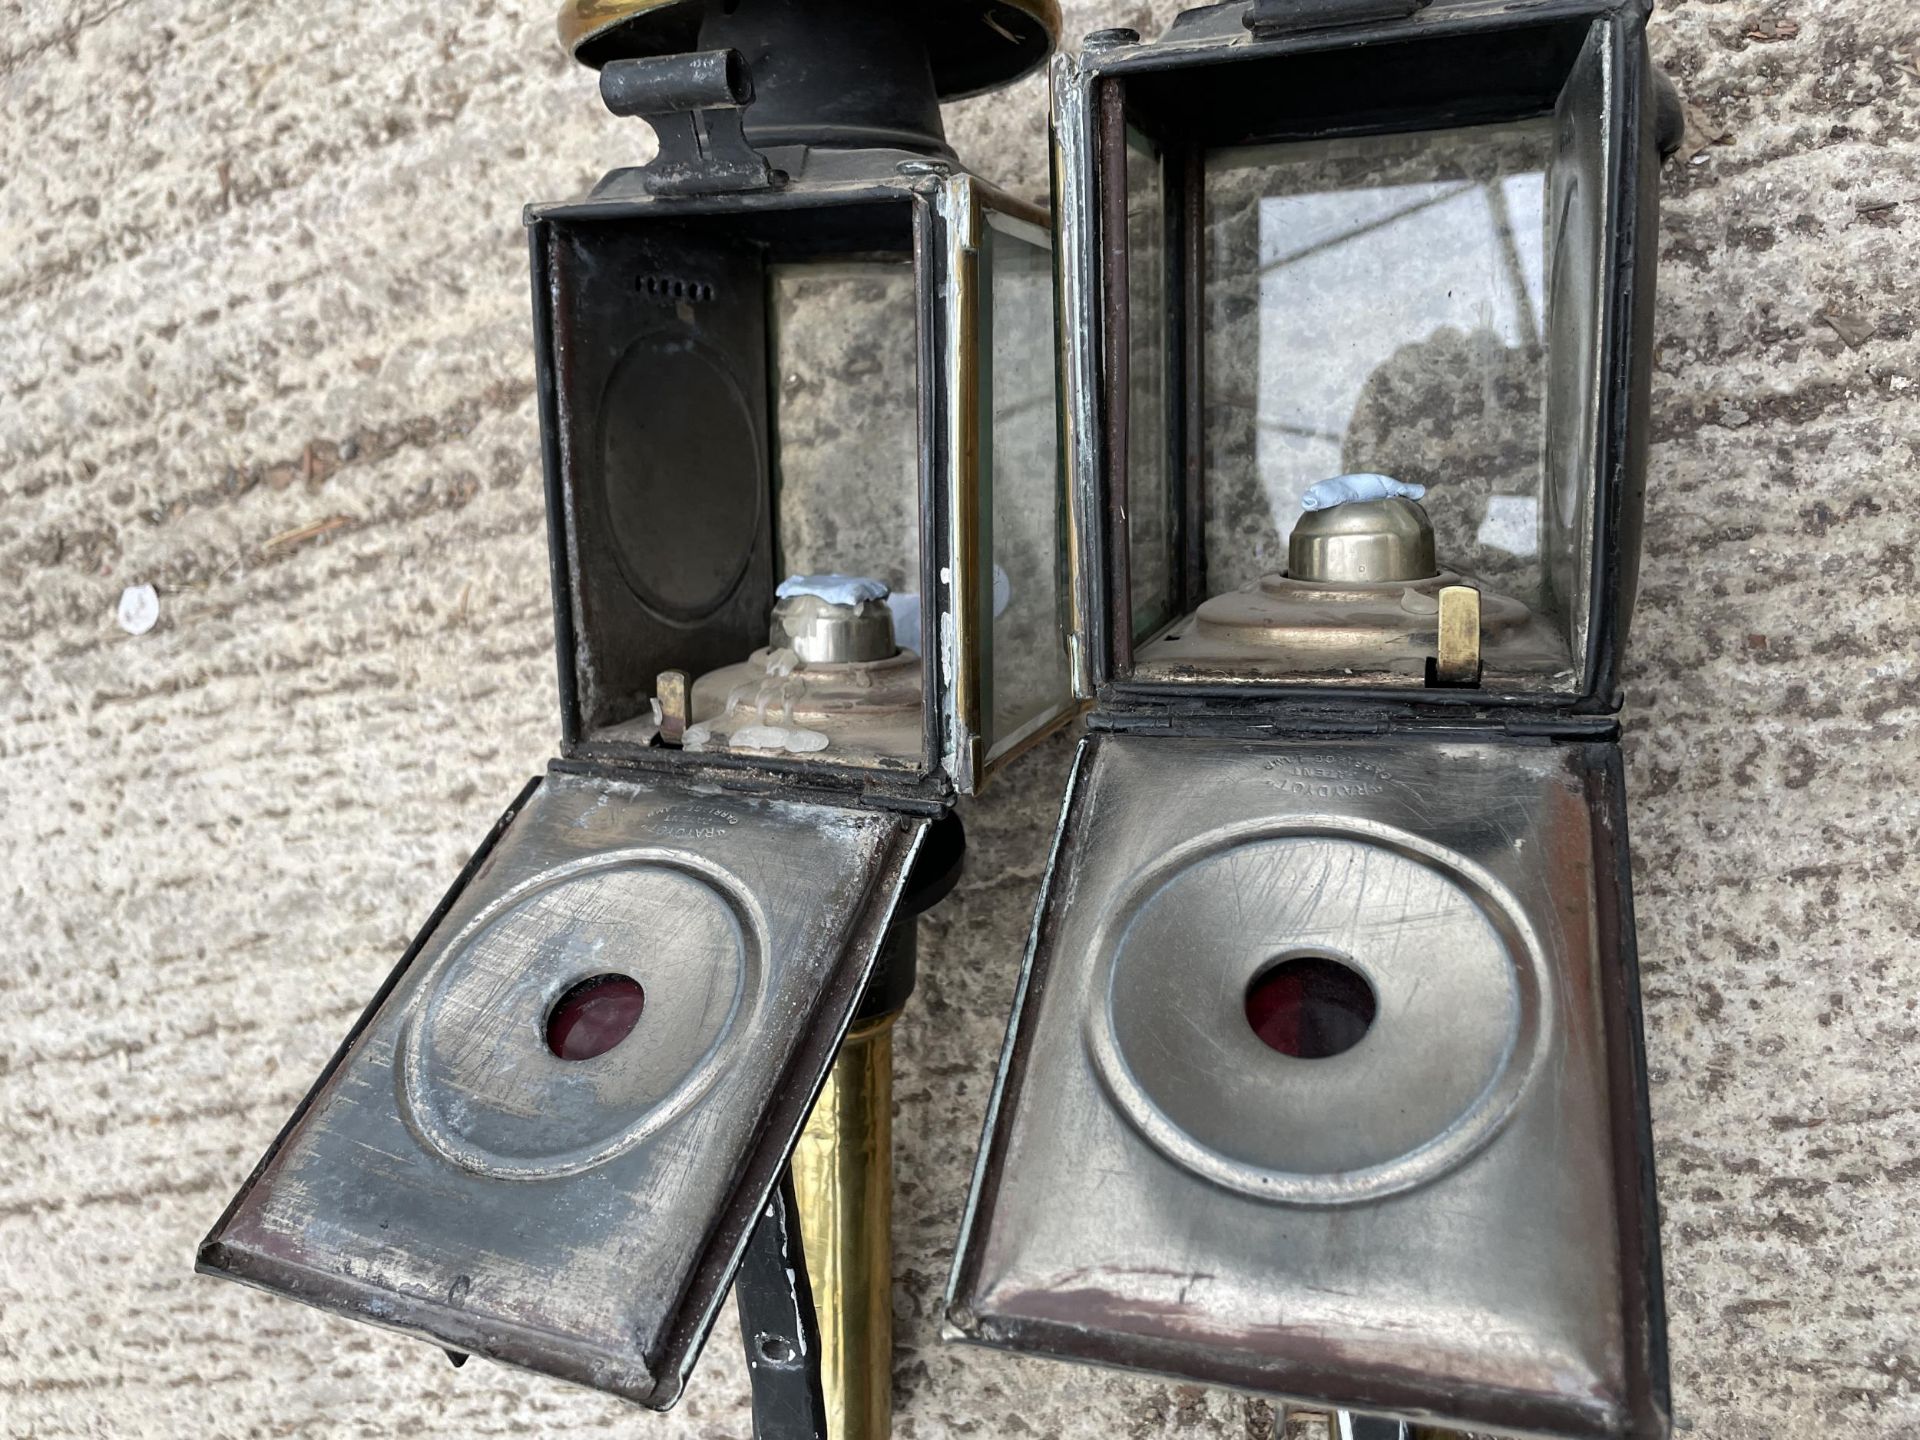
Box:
left=201, top=0, right=1681, bottom=1436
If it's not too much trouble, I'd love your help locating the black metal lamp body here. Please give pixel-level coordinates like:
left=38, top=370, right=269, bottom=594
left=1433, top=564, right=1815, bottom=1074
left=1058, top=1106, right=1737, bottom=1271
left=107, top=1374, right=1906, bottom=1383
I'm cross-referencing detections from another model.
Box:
left=532, top=163, right=1070, bottom=799
left=199, top=0, right=1071, bottom=1411
left=947, top=1, right=1675, bottom=1436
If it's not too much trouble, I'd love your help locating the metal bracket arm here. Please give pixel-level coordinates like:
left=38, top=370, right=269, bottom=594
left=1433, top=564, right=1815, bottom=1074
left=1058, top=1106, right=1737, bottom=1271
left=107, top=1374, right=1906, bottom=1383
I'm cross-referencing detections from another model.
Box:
left=735, top=1171, right=830, bottom=1440
left=600, top=50, right=777, bottom=196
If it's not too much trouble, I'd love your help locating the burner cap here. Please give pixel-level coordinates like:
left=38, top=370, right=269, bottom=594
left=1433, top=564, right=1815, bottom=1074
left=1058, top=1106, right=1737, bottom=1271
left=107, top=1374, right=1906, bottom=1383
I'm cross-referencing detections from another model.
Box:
left=1288, top=496, right=1437, bottom=584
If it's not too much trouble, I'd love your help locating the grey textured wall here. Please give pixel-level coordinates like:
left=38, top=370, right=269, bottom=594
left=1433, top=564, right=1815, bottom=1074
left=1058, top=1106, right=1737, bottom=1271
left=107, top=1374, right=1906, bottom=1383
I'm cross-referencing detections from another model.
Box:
left=3, top=1, right=1918, bottom=1436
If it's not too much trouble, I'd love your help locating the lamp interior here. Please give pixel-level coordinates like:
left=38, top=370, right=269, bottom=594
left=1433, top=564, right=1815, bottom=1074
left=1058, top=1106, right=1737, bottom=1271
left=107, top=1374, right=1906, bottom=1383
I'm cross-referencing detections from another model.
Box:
left=1104, top=15, right=1614, bottom=692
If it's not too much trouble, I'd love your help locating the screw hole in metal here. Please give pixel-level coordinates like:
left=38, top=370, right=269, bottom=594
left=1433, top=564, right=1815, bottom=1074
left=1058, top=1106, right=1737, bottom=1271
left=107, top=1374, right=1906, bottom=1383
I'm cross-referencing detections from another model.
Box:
left=546, top=974, right=647, bottom=1060
left=754, top=1332, right=796, bottom=1365
left=1244, top=956, right=1376, bottom=1060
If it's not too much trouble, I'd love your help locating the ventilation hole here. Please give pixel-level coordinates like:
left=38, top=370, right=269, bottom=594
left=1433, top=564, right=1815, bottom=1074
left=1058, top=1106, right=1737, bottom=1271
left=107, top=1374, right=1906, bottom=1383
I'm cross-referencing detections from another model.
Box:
left=546, top=974, right=646, bottom=1060
left=1244, top=956, right=1376, bottom=1060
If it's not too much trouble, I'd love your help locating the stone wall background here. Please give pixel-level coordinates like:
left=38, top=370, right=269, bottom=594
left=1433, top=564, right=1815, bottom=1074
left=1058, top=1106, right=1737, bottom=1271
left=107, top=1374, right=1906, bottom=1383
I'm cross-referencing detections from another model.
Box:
left=2, top=0, right=1917, bottom=1436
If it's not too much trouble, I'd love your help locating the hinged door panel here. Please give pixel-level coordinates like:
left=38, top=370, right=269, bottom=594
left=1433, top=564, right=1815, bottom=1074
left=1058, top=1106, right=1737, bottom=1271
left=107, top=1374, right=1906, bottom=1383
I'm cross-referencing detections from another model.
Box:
left=202, top=769, right=926, bottom=1409
left=947, top=733, right=1665, bottom=1439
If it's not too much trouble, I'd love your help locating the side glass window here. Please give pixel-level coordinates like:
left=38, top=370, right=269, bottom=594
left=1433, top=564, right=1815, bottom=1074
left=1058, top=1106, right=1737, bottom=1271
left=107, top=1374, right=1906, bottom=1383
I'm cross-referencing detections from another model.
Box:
left=979, top=211, right=1072, bottom=767
left=1125, top=127, right=1175, bottom=641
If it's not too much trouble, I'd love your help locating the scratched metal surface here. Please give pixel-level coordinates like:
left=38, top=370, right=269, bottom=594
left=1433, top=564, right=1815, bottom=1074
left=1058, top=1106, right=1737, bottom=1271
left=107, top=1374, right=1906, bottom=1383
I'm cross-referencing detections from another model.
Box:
left=203, top=769, right=924, bottom=1407
left=951, top=734, right=1649, bottom=1438
left=2, top=0, right=1918, bottom=1436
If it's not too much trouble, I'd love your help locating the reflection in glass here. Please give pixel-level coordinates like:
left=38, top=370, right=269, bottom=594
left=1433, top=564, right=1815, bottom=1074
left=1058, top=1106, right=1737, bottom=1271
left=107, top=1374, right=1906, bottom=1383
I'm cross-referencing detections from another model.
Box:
left=1110, top=117, right=1584, bottom=690
left=1203, top=121, right=1553, bottom=606
left=1126, top=128, right=1175, bottom=639
left=771, top=261, right=921, bottom=594
left=675, top=261, right=927, bottom=769
left=980, top=215, right=1070, bottom=764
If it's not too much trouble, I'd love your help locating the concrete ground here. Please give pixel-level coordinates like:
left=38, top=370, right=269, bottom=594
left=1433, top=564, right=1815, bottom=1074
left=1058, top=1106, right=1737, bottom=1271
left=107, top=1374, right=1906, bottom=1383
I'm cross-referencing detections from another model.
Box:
left=3, top=0, right=1918, bottom=1436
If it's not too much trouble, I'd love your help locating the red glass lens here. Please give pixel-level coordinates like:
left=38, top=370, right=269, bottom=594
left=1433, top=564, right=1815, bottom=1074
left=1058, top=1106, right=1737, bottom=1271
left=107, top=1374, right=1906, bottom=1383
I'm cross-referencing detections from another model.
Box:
left=546, top=974, right=646, bottom=1061
left=1244, top=957, right=1376, bottom=1060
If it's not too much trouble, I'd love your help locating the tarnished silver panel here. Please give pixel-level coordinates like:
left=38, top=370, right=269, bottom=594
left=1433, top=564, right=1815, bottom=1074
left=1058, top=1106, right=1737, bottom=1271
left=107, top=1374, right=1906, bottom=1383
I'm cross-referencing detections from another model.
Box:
left=202, top=769, right=926, bottom=1408
left=947, top=734, right=1664, bottom=1440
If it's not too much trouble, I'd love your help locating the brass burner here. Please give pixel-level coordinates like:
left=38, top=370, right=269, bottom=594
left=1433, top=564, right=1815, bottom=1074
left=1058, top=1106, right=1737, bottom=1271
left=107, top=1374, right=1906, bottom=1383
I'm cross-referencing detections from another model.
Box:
left=687, top=646, right=924, bottom=763
left=1181, top=568, right=1531, bottom=659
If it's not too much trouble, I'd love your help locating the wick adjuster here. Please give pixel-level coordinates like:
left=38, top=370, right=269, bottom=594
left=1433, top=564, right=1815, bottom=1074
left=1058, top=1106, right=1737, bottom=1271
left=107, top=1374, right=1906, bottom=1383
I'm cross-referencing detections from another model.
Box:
left=600, top=49, right=776, bottom=195
left=655, top=669, right=689, bottom=745
left=1430, top=584, right=1483, bottom=688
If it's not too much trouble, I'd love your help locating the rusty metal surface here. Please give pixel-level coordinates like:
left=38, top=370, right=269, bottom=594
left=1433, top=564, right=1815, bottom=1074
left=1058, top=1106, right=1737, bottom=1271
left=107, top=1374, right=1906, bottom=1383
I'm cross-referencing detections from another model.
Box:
left=948, top=732, right=1664, bottom=1439
left=201, top=769, right=926, bottom=1409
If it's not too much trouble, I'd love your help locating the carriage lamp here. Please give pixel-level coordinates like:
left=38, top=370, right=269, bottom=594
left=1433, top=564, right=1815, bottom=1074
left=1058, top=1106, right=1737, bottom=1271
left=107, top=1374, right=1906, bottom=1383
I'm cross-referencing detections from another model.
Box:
left=946, top=1, right=1682, bottom=1437
left=199, top=0, right=1075, bottom=1431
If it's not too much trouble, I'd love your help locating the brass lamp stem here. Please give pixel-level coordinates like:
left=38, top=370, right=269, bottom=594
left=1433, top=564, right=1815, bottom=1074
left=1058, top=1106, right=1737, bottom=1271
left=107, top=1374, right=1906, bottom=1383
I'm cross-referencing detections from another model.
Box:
left=793, top=1010, right=897, bottom=1440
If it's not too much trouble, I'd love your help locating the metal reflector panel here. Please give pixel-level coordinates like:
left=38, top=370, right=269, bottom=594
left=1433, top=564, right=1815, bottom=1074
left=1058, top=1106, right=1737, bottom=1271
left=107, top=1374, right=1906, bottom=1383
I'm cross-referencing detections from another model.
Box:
left=947, top=733, right=1665, bottom=1439
left=202, top=769, right=927, bottom=1409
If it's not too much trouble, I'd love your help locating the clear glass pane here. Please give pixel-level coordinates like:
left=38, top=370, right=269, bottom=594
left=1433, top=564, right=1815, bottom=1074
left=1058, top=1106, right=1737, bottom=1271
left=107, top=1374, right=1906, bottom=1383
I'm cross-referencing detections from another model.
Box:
left=980, top=214, right=1070, bottom=765
left=676, top=259, right=925, bottom=771
left=1125, top=128, right=1176, bottom=640
left=770, top=261, right=920, bottom=595
left=1203, top=120, right=1553, bottom=604
left=1130, top=117, right=1581, bottom=690
left=1541, top=32, right=1607, bottom=668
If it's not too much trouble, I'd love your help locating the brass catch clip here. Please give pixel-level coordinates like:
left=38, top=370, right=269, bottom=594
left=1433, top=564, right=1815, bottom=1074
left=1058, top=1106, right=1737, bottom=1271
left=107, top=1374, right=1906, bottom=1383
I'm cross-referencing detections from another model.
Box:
left=1431, top=584, right=1482, bottom=687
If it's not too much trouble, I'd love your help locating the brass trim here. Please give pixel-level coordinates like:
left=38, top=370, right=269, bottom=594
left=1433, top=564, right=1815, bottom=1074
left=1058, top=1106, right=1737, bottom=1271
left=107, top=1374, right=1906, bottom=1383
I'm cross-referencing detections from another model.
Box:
left=556, top=0, right=1063, bottom=99
left=557, top=0, right=681, bottom=55
left=792, top=1014, right=897, bottom=1440
left=973, top=179, right=1049, bottom=234
left=655, top=668, right=688, bottom=744
left=1435, top=584, right=1483, bottom=687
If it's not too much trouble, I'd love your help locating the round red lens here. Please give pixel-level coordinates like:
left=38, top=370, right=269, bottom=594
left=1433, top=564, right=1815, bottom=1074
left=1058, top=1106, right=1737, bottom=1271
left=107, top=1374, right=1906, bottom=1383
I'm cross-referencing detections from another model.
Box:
left=546, top=974, right=646, bottom=1061
left=1244, top=957, right=1376, bottom=1060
